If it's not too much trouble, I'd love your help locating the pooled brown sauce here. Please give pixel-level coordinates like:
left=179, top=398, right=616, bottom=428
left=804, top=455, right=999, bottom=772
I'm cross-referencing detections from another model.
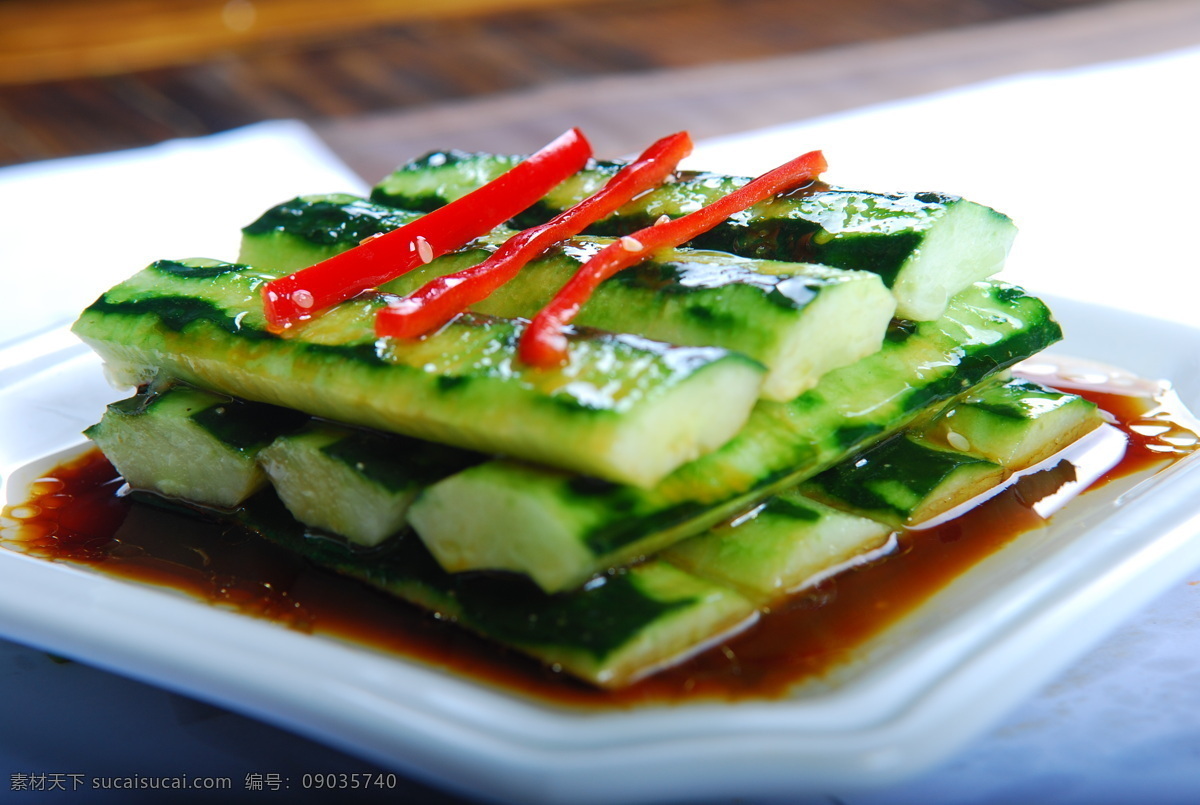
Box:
left=3, top=363, right=1197, bottom=706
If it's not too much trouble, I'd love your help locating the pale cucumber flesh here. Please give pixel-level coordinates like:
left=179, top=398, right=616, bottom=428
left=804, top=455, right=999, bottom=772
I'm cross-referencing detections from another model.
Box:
left=84, top=383, right=307, bottom=509
left=258, top=421, right=483, bottom=547
left=72, top=258, right=765, bottom=488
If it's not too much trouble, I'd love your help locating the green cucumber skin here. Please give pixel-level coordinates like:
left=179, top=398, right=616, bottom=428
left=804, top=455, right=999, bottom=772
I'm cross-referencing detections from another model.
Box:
left=72, top=259, right=764, bottom=488
left=240, top=194, right=423, bottom=272
left=242, top=193, right=421, bottom=244
left=241, top=197, right=864, bottom=336
left=189, top=396, right=310, bottom=453
left=221, top=489, right=754, bottom=689
left=257, top=422, right=484, bottom=547
left=370, top=152, right=1014, bottom=298
left=662, top=490, right=893, bottom=601
left=408, top=281, right=1063, bottom=592
left=240, top=196, right=896, bottom=400
left=923, top=377, right=1103, bottom=468
left=85, top=384, right=309, bottom=508
left=93, top=383, right=309, bottom=455
left=956, top=378, right=1097, bottom=424
left=670, top=376, right=1099, bottom=594
left=800, top=435, right=1002, bottom=526
left=317, top=427, right=484, bottom=494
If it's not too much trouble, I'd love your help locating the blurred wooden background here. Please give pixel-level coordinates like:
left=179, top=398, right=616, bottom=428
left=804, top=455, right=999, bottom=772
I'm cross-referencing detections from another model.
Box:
left=1, top=0, right=1114, bottom=168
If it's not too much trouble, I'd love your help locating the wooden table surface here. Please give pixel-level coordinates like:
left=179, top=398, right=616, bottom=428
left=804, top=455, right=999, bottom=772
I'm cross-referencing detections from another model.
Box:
left=7, top=0, right=1198, bottom=176
left=315, top=0, right=1200, bottom=180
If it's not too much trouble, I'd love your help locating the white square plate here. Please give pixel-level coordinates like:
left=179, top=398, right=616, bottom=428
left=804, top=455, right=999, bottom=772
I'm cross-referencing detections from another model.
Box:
left=2, top=295, right=1198, bottom=805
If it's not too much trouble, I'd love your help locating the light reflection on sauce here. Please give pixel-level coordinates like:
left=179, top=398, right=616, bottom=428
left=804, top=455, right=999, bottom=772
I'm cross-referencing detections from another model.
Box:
left=2, top=361, right=1197, bottom=706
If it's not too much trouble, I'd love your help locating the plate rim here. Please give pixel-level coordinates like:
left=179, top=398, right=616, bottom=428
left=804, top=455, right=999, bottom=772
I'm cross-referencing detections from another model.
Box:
left=2, top=295, right=1199, bottom=804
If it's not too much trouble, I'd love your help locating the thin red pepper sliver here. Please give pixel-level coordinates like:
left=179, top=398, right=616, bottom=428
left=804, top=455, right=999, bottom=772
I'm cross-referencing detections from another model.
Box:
left=374, top=131, right=694, bottom=339
left=518, top=149, right=828, bottom=368
left=260, top=127, right=593, bottom=330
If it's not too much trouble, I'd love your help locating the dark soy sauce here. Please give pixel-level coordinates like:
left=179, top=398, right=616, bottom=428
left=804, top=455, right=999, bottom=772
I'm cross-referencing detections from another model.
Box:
left=3, top=364, right=1196, bottom=705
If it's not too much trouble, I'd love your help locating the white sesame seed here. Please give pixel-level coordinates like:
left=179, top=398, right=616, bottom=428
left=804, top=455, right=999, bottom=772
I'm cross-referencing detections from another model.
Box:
left=946, top=430, right=971, bottom=452
left=655, top=214, right=671, bottom=226
left=415, top=235, right=434, bottom=264
left=292, top=289, right=314, bottom=309
left=620, top=236, right=644, bottom=252
left=359, top=232, right=384, bottom=245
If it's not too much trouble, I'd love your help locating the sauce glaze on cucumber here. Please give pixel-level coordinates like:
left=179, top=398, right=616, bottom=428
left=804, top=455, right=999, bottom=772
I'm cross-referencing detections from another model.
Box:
left=72, top=258, right=765, bottom=488
left=5, top=362, right=1194, bottom=701
left=242, top=195, right=897, bottom=401
left=371, top=152, right=1017, bottom=320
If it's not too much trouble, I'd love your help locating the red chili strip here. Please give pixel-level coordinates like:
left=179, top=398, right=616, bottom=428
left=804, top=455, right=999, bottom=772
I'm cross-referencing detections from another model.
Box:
left=374, top=131, right=694, bottom=340
left=260, top=128, right=593, bottom=330
left=518, top=149, right=828, bottom=368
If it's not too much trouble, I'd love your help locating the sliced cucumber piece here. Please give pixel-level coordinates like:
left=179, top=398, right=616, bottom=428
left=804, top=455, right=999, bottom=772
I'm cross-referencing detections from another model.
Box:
left=84, top=384, right=308, bottom=508
left=72, top=258, right=765, bottom=488
left=663, top=492, right=893, bottom=601
left=241, top=196, right=896, bottom=400
left=922, top=377, right=1103, bottom=468
left=497, top=248, right=895, bottom=401
left=233, top=492, right=756, bottom=689
left=371, top=152, right=1017, bottom=320
left=408, top=282, right=1062, bottom=593
left=239, top=193, right=421, bottom=272
left=800, top=434, right=1005, bottom=528
left=97, top=369, right=1089, bottom=687
left=257, top=422, right=483, bottom=547
left=370, top=150, right=527, bottom=213
left=668, top=375, right=1103, bottom=593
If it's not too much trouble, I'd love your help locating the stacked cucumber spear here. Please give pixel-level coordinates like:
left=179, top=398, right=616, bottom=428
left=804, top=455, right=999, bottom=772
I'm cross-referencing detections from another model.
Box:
left=73, top=130, right=1100, bottom=688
